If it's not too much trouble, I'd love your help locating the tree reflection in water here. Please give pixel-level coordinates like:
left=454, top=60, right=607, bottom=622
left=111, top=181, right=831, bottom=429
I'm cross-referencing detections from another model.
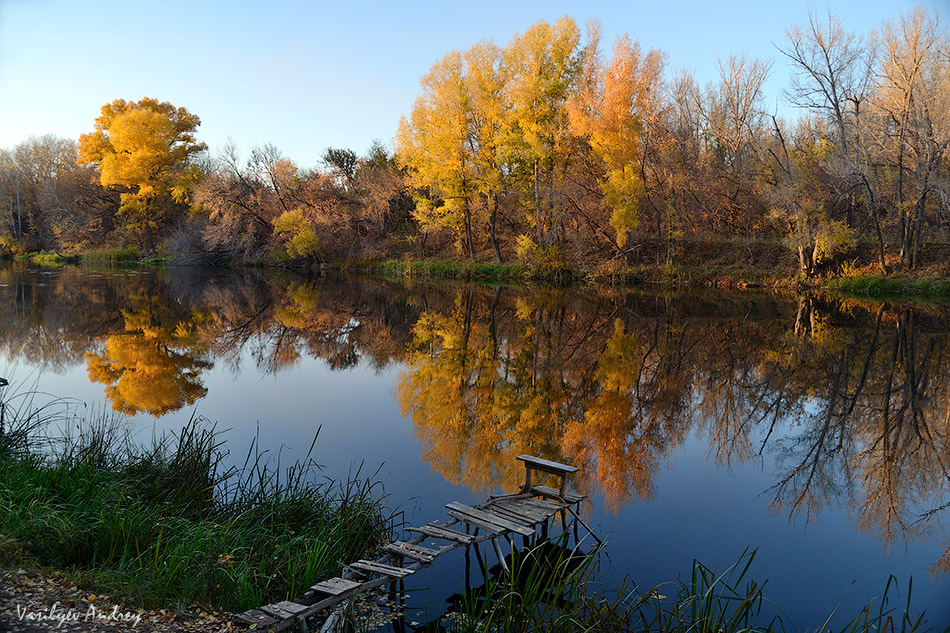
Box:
left=0, top=264, right=947, bottom=574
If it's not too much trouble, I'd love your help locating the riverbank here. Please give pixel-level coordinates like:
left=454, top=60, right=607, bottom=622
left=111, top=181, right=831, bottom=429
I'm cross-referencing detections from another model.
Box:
left=0, top=402, right=394, bottom=619
left=0, top=567, right=243, bottom=633
left=8, top=237, right=950, bottom=300
left=373, top=237, right=950, bottom=300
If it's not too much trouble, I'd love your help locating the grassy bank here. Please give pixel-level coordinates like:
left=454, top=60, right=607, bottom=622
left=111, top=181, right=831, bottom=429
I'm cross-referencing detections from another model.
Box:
left=0, top=397, right=393, bottom=612
left=12, top=251, right=80, bottom=266
left=375, top=258, right=533, bottom=283
left=827, top=275, right=950, bottom=298
left=373, top=237, right=794, bottom=287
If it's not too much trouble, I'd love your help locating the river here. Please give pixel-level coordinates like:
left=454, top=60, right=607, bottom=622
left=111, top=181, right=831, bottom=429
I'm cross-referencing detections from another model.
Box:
left=0, top=262, right=947, bottom=628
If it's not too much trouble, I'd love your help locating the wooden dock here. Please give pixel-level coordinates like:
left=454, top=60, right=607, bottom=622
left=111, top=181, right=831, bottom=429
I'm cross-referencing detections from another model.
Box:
left=238, top=455, right=593, bottom=632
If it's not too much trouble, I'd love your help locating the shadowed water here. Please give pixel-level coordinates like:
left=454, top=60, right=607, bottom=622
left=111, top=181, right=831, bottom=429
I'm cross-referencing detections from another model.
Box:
left=1, top=261, right=948, bottom=627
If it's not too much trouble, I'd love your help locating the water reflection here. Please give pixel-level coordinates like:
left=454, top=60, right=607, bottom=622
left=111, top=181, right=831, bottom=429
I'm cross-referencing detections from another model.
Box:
left=85, top=308, right=210, bottom=416
left=1, top=263, right=948, bottom=575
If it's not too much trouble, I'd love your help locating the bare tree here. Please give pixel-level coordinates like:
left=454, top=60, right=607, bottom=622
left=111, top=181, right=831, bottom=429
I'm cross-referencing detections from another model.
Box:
left=780, top=10, right=889, bottom=272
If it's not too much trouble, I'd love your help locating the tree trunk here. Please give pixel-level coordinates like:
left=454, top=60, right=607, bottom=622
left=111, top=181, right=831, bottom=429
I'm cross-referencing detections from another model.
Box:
left=463, top=198, right=475, bottom=261
left=911, top=190, right=929, bottom=268
left=533, top=160, right=542, bottom=244
left=489, top=194, right=502, bottom=264
left=798, top=244, right=812, bottom=276
left=144, top=200, right=155, bottom=253
left=860, top=175, right=889, bottom=274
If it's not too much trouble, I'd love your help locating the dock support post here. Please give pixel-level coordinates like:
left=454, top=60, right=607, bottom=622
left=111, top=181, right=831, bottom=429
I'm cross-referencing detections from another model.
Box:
left=491, top=536, right=509, bottom=573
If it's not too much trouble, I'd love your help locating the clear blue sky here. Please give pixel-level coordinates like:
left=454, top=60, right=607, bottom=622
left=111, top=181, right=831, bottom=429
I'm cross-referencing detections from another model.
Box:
left=0, top=0, right=944, bottom=166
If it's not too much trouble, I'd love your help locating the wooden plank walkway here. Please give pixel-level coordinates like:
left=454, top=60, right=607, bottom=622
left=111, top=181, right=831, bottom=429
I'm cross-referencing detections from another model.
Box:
left=237, top=455, right=590, bottom=632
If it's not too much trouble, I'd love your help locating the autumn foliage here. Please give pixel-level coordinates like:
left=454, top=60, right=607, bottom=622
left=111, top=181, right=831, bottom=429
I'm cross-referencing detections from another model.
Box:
left=0, top=8, right=948, bottom=276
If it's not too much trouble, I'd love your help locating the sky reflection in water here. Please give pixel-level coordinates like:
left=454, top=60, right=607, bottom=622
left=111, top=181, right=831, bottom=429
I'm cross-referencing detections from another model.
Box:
left=0, top=262, right=947, bottom=627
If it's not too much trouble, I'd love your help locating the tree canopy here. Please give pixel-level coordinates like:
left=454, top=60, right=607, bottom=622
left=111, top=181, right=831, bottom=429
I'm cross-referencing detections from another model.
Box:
left=78, top=97, right=206, bottom=251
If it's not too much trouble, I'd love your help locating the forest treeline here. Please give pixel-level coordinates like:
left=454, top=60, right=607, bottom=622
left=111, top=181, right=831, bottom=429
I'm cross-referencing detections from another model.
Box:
left=1, top=8, right=948, bottom=277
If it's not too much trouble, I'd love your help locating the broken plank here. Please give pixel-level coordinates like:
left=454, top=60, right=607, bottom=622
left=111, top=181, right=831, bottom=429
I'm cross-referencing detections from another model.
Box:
left=310, top=577, right=362, bottom=596
left=488, top=503, right=549, bottom=525
left=237, top=609, right=279, bottom=627
left=407, top=523, right=475, bottom=543
left=517, top=454, right=578, bottom=475
left=446, top=502, right=535, bottom=535
left=350, top=559, right=415, bottom=578
left=383, top=541, right=439, bottom=563
left=529, top=484, right=584, bottom=503
left=261, top=603, right=298, bottom=619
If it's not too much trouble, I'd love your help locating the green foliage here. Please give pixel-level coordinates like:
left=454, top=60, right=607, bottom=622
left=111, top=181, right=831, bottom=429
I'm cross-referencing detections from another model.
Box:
left=12, top=251, right=77, bottom=266
left=427, top=547, right=945, bottom=633
left=375, top=258, right=528, bottom=281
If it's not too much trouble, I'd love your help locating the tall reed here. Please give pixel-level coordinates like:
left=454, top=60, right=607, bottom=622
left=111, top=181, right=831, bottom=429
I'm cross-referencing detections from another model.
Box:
left=0, top=388, right=395, bottom=611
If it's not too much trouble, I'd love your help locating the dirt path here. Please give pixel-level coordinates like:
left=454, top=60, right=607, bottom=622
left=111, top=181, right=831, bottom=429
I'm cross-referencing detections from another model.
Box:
left=0, top=569, right=248, bottom=633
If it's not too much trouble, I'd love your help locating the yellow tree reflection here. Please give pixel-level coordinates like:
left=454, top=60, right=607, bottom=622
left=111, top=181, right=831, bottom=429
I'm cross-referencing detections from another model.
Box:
left=86, top=309, right=211, bottom=416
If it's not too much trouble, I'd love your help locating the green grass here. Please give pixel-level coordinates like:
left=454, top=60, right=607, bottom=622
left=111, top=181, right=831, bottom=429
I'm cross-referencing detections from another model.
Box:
left=418, top=547, right=946, bottom=633
left=79, top=246, right=141, bottom=264
left=12, top=251, right=78, bottom=266
left=0, top=391, right=394, bottom=612
left=827, top=276, right=950, bottom=298
left=374, top=258, right=578, bottom=283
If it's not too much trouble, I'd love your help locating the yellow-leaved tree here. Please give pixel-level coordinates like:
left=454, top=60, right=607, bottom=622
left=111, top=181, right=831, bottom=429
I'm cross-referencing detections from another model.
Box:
left=78, top=98, right=206, bottom=251
left=504, top=16, right=582, bottom=248
left=397, top=51, right=479, bottom=259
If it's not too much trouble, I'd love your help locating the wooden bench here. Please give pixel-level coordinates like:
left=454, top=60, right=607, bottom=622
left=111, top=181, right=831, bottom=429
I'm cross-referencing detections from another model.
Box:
left=517, top=455, right=577, bottom=500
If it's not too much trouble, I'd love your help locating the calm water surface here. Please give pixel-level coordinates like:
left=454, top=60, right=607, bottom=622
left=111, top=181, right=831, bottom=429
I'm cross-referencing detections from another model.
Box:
left=1, top=262, right=948, bottom=628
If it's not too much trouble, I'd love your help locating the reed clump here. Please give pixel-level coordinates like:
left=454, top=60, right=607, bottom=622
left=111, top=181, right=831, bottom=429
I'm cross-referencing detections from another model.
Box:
left=0, top=390, right=394, bottom=612
left=422, top=546, right=946, bottom=633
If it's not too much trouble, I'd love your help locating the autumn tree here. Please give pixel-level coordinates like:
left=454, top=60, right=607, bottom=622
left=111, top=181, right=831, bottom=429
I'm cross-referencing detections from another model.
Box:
left=78, top=98, right=206, bottom=251
left=568, top=32, right=667, bottom=263
left=0, top=135, right=81, bottom=249
left=503, top=16, right=582, bottom=249
left=397, top=51, right=480, bottom=259
left=464, top=41, right=510, bottom=263
left=765, top=116, right=856, bottom=275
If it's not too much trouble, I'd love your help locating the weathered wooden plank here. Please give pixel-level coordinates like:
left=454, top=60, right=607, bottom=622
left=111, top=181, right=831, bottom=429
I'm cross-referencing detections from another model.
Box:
left=517, top=454, right=578, bottom=475
left=261, top=603, right=297, bottom=619
left=500, top=498, right=564, bottom=516
left=237, top=609, right=279, bottom=627
left=407, top=523, right=476, bottom=543
left=446, top=502, right=535, bottom=536
left=310, top=577, right=362, bottom=596
left=529, top=484, right=584, bottom=503
left=512, top=497, right=571, bottom=512
left=275, top=601, right=308, bottom=614
left=446, top=510, right=505, bottom=535
left=350, top=559, right=415, bottom=578
left=383, top=541, right=439, bottom=563
left=488, top=502, right=550, bottom=525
